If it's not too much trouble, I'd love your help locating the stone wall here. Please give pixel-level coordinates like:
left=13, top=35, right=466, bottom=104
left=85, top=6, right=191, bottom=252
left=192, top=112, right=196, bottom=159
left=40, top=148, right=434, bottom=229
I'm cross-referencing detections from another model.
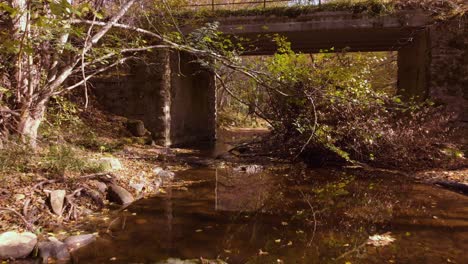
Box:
left=428, top=17, right=468, bottom=124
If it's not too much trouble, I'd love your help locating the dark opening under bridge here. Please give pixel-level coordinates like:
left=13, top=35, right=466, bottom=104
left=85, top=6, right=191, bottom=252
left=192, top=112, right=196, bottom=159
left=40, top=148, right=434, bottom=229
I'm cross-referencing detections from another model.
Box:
left=94, top=2, right=467, bottom=147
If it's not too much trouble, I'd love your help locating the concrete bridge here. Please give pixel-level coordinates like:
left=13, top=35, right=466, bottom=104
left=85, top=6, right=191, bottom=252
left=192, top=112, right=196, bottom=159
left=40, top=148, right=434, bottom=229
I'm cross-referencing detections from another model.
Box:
left=94, top=8, right=467, bottom=146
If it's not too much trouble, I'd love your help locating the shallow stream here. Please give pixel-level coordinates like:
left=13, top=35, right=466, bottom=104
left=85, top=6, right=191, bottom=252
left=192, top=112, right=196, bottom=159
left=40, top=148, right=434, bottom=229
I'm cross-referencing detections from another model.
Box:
left=74, top=131, right=468, bottom=264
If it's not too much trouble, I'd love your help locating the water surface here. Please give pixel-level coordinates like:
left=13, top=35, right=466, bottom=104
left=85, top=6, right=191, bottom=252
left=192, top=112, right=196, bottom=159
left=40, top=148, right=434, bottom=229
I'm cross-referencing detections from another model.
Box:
left=74, top=164, right=468, bottom=263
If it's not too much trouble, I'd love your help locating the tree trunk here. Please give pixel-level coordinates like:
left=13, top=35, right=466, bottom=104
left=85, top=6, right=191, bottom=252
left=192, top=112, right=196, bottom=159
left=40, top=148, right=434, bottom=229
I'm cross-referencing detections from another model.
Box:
left=17, top=100, right=47, bottom=148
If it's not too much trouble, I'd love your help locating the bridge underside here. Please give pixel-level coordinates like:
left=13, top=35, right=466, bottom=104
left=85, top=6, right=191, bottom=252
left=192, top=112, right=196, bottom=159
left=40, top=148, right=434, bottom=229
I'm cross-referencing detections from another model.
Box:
left=230, top=28, right=423, bottom=55
left=93, top=10, right=467, bottom=146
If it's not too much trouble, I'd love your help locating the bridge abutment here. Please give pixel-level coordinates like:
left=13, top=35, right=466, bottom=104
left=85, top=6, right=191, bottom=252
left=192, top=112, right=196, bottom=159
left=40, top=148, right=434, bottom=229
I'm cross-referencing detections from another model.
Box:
left=93, top=49, right=216, bottom=147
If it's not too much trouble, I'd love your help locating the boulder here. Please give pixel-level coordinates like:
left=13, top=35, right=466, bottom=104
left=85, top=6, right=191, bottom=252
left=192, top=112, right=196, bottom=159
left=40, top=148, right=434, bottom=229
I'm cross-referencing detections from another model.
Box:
left=126, top=119, right=147, bottom=137
left=0, top=231, right=37, bottom=259
left=64, top=234, right=96, bottom=252
left=49, top=190, right=66, bottom=215
left=38, top=238, right=70, bottom=263
left=107, top=184, right=134, bottom=205
left=96, top=157, right=123, bottom=171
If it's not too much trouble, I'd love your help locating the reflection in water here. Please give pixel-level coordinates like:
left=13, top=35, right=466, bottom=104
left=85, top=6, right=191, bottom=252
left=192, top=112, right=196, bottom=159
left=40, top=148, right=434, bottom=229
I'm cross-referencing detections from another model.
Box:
left=74, top=165, right=468, bottom=264
left=215, top=168, right=277, bottom=212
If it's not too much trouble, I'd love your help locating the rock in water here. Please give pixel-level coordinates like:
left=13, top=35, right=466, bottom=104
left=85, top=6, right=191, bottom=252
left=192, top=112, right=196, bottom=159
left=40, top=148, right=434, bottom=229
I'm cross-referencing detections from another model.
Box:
left=38, top=237, right=70, bottom=263
left=0, top=231, right=37, bottom=259
left=108, top=184, right=134, bottom=205
left=64, top=234, right=96, bottom=252
left=49, top=190, right=66, bottom=215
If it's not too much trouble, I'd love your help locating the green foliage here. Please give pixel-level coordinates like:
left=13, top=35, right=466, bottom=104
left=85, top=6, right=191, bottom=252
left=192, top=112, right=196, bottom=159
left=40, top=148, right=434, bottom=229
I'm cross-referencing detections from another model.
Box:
left=222, top=35, right=458, bottom=169
left=41, top=145, right=104, bottom=176
left=0, top=141, right=34, bottom=173
left=40, top=96, right=85, bottom=141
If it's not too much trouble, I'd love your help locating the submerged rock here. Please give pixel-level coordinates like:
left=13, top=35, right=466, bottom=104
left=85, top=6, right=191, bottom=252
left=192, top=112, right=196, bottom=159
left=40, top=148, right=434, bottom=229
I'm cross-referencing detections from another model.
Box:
left=107, top=184, right=134, bottom=205
left=64, top=234, right=96, bottom=252
left=49, top=190, right=66, bottom=215
left=0, top=231, right=37, bottom=259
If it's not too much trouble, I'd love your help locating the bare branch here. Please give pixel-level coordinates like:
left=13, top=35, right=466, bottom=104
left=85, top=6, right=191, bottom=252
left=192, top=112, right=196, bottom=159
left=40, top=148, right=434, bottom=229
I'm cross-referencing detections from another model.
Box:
left=56, top=56, right=135, bottom=95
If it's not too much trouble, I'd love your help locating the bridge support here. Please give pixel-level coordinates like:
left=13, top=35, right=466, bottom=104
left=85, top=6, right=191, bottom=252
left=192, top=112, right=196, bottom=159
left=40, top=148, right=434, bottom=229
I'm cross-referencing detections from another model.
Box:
left=167, top=51, right=217, bottom=146
left=93, top=49, right=216, bottom=147
left=397, top=30, right=429, bottom=100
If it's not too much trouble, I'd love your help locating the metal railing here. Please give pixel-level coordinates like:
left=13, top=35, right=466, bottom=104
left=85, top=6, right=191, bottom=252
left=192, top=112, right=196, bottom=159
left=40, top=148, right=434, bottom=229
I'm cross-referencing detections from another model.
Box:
left=184, top=0, right=322, bottom=11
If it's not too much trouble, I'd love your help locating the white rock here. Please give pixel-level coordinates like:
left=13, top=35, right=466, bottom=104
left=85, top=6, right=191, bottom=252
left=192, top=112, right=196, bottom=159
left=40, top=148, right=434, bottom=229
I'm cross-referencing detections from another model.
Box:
left=0, top=231, right=37, bottom=259
left=50, top=190, right=66, bottom=215
left=96, top=157, right=123, bottom=171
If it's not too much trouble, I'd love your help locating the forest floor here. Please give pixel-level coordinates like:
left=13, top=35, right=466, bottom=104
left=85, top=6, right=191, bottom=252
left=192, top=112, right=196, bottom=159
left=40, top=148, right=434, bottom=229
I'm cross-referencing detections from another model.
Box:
left=0, top=104, right=205, bottom=238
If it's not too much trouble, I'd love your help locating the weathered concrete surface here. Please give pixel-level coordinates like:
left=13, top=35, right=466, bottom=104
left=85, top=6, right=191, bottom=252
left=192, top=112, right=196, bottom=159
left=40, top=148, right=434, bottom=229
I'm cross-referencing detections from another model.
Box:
left=168, top=51, right=216, bottom=146
left=93, top=51, right=169, bottom=143
left=94, top=50, right=216, bottom=147
left=211, top=10, right=431, bottom=54
left=397, top=29, right=429, bottom=100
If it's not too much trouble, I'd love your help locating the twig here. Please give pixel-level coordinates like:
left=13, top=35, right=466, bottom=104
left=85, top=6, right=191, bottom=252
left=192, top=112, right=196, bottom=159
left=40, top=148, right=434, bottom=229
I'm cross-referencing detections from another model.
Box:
left=33, top=179, right=57, bottom=191
left=0, top=207, right=35, bottom=232
left=294, top=92, right=318, bottom=160
left=335, top=240, right=368, bottom=260
left=299, top=190, right=317, bottom=246
left=22, top=198, right=31, bottom=219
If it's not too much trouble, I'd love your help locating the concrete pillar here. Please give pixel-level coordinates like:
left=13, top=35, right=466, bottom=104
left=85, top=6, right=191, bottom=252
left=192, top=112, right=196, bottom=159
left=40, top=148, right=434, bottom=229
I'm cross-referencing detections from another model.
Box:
left=92, top=50, right=170, bottom=144
left=168, top=51, right=217, bottom=146
left=397, top=30, right=430, bottom=100
left=92, top=49, right=217, bottom=147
